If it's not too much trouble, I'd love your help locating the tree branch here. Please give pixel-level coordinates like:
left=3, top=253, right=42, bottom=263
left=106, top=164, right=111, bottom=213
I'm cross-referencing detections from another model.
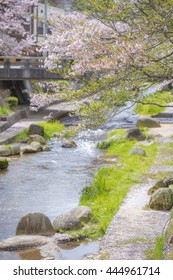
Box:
left=134, top=101, right=173, bottom=108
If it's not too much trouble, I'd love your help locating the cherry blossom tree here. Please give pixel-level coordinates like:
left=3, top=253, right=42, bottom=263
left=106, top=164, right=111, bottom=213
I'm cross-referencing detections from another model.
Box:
left=0, top=0, right=37, bottom=55
left=40, top=0, right=173, bottom=124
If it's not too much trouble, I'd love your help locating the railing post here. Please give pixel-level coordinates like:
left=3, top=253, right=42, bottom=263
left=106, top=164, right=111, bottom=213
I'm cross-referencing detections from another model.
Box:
left=24, top=58, right=30, bottom=69
left=4, top=58, right=10, bottom=69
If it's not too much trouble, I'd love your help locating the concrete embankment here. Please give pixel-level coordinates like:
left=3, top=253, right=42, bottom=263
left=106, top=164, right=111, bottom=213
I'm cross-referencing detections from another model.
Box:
left=0, top=100, right=80, bottom=144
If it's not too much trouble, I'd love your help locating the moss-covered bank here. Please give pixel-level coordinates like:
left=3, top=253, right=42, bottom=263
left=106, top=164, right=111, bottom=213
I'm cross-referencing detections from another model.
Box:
left=65, top=129, right=158, bottom=240
left=135, top=91, right=173, bottom=116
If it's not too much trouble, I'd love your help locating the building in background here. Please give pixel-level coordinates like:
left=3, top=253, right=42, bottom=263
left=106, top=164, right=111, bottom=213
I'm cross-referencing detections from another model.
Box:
left=30, top=1, right=69, bottom=44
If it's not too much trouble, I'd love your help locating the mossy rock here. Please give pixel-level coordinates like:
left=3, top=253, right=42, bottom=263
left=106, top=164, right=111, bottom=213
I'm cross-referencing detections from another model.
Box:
left=52, top=206, right=92, bottom=231
left=0, top=145, right=11, bottom=156
left=0, top=157, right=9, bottom=170
left=149, top=188, right=173, bottom=211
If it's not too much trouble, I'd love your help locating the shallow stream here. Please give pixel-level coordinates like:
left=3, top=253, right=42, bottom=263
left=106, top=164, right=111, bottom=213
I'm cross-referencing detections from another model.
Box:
left=0, top=83, right=168, bottom=259
left=0, top=129, right=107, bottom=259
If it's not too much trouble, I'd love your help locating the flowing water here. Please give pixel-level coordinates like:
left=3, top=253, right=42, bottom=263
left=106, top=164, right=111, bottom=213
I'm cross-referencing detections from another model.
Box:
left=0, top=129, right=107, bottom=259
left=0, top=84, right=170, bottom=259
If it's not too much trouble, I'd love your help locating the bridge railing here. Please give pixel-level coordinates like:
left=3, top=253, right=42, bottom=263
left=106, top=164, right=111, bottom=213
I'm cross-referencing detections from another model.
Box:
left=0, top=56, right=45, bottom=69
left=0, top=56, right=63, bottom=80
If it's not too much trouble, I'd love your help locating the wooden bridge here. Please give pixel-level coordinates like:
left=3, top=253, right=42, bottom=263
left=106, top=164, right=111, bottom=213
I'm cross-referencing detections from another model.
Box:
left=0, top=56, right=63, bottom=80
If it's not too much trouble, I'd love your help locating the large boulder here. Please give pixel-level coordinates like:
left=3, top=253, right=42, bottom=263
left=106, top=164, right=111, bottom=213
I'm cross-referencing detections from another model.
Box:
left=128, top=146, right=146, bottom=156
left=61, top=139, right=77, bottom=148
left=0, top=157, right=8, bottom=170
left=137, top=116, right=161, bottom=128
left=149, top=188, right=173, bottom=210
left=52, top=206, right=92, bottom=231
left=125, top=128, right=146, bottom=141
left=28, top=124, right=44, bottom=137
left=0, top=146, right=11, bottom=156
left=16, top=212, right=55, bottom=236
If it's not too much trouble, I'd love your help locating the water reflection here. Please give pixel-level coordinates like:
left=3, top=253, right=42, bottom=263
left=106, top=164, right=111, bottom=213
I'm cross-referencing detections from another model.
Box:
left=0, top=241, right=99, bottom=260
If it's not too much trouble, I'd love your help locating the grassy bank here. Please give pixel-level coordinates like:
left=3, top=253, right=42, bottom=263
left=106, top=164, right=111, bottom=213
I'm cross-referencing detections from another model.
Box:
left=74, top=129, right=158, bottom=239
left=135, top=91, right=173, bottom=116
left=38, top=121, right=64, bottom=140
left=14, top=121, right=65, bottom=142
left=146, top=235, right=165, bottom=260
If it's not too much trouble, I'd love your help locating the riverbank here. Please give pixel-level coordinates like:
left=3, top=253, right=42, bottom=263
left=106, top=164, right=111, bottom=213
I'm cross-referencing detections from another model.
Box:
left=0, top=106, right=104, bottom=260
left=1, top=104, right=173, bottom=260
left=92, top=124, right=173, bottom=260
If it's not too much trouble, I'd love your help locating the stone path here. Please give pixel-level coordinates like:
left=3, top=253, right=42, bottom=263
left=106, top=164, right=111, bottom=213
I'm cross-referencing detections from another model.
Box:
left=98, top=125, right=173, bottom=260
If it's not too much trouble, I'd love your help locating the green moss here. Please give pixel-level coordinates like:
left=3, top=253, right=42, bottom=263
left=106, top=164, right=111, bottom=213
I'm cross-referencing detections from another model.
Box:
left=0, top=158, right=8, bottom=170
left=3, top=144, right=12, bottom=152
left=38, top=121, right=64, bottom=139
left=0, top=106, right=11, bottom=116
left=97, top=140, right=113, bottom=149
left=14, top=128, right=29, bottom=142
left=108, top=129, right=126, bottom=138
left=72, top=129, right=158, bottom=239
left=135, top=91, right=173, bottom=116
left=14, top=121, right=65, bottom=142
left=5, top=96, right=18, bottom=109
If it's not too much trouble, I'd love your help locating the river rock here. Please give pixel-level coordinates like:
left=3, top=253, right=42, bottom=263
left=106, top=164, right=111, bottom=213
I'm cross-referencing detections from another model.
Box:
left=125, top=128, right=146, bottom=141
left=0, top=235, right=50, bottom=251
left=0, top=146, right=11, bottom=156
left=149, top=188, right=173, bottom=210
left=10, top=143, right=21, bottom=155
left=52, top=206, right=92, bottom=231
left=40, top=243, right=61, bottom=260
left=16, top=212, right=55, bottom=236
left=52, top=233, right=74, bottom=244
left=42, top=145, right=51, bottom=151
left=61, top=139, right=77, bottom=148
left=20, top=144, right=40, bottom=153
left=28, top=124, right=44, bottom=137
left=148, top=177, right=173, bottom=195
left=29, top=134, right=46, bottom=145
left=0, top=157, right=8, bottom=170
left=136, top=116, right=161, bottom=128
left=30, top=141, right=42, bottom=152
left=129, top=146, right=146, bottom=156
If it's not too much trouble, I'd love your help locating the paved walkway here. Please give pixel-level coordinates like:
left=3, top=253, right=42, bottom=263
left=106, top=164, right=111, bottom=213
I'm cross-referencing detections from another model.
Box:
left=98, top=124, right=173, bottom=259
left=0, top=112, right=44, bottom=144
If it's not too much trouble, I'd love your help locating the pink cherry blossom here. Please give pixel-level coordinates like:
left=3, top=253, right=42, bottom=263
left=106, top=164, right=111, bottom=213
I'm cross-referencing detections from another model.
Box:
left=0, top=0, right=38, bottom=55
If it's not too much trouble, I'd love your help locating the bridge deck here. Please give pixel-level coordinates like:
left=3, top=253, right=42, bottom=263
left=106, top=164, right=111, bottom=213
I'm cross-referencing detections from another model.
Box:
left=0, top=56, right=63, bottom=80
